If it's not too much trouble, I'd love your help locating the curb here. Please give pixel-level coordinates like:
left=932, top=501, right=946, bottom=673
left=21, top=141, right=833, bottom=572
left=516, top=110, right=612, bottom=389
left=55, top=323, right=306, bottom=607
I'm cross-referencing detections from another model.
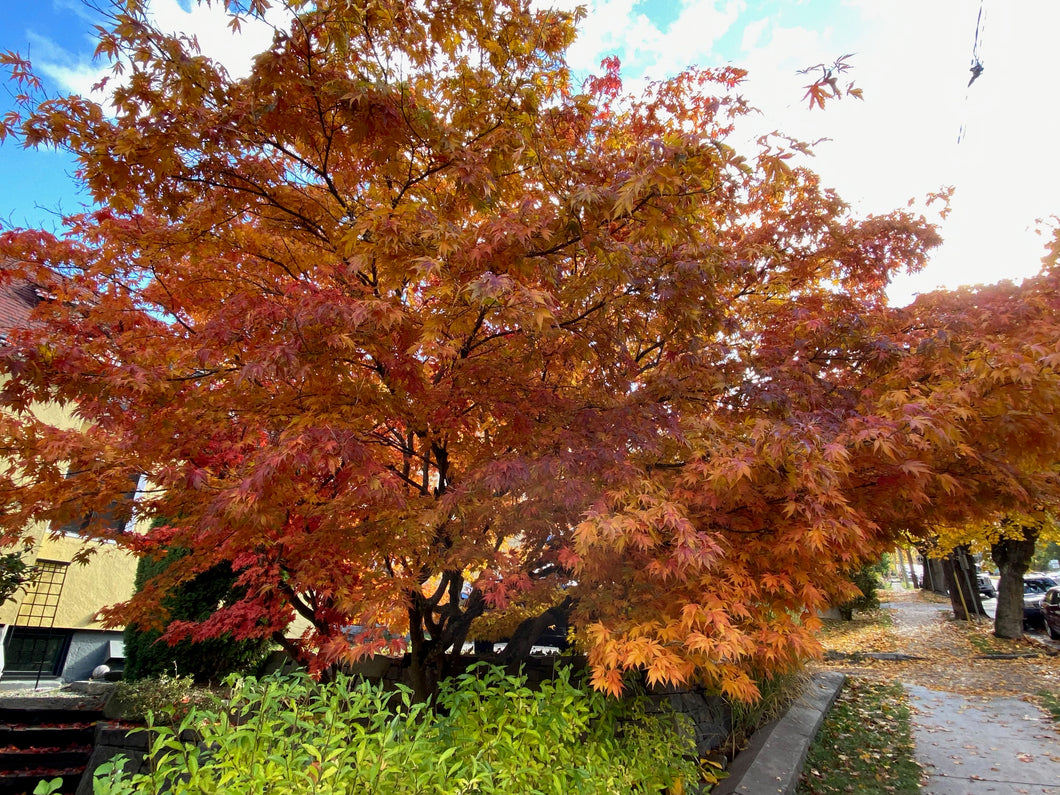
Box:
left=713, top=671, right=846, bottom=795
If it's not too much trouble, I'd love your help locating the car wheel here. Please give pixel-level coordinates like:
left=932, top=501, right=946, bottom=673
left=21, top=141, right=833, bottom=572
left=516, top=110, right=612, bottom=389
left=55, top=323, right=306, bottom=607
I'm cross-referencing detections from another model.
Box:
left=1049, top=623, right=1060, bottom=640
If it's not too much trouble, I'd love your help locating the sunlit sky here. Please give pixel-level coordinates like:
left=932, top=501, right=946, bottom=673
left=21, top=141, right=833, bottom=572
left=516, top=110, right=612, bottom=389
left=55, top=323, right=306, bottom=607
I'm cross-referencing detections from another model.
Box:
left=2, top=0, right=1059, bottom=305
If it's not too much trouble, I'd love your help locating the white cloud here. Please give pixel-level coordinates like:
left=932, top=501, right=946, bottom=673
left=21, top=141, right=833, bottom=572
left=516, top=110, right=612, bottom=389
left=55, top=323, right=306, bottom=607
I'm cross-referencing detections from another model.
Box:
left=739, top=17, right=769, bottom=52
left=143, top=0, right=282, bottom=79
left=27, top=29, right=104, bottom=97
left=37, top=61, right=104, bottom=98
left=33, top=0, right=285, bottom=99
left=552, top=0, right=1060, bottom=304
left=648, top=0, right=744, bottom=75
left=556, top=0, right=744, bottom=80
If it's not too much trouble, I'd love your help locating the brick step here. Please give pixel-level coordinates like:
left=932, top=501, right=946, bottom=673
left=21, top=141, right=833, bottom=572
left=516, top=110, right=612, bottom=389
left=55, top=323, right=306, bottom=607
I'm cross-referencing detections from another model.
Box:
left=0, top=710, right=103, bottom=728
left=0, top=709, right=104, bottom=795
left=0, top=748, right=93, bottom=771
left=0, top=766, right=87, bottom=795
left=0, top=727, right=95, bottom=750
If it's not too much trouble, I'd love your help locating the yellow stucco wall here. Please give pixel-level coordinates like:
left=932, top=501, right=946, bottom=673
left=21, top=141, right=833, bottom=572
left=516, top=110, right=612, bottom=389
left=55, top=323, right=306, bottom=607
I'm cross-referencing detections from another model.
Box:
left=37, top=535, right=137, bottom=629
left=1, top=392, right=140, bottom=631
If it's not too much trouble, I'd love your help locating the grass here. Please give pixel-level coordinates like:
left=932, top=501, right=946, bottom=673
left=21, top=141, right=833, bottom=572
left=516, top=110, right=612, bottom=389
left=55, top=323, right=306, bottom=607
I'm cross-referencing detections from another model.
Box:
left=949, top=617, right=1043, bottom=656
left=964, top=626, right=1004, bottom=655
left=1038, top=690, right=1060, bottom=724
left=797, top=678, right=922, bottom=795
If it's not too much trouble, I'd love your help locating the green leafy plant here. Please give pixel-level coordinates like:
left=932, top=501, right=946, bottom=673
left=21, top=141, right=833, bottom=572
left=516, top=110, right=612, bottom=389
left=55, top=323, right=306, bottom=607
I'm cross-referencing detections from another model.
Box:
left=1031, top=540, right=1060, bottom=573
left=31, top=779, right=62, bottom=795
left=106, top=672, right=219, bottom=726
left=93, top=666, right=715, bottom=794
left=0, top=550, right=36, bottom=607
left=838, top=560, right=887, bottom=621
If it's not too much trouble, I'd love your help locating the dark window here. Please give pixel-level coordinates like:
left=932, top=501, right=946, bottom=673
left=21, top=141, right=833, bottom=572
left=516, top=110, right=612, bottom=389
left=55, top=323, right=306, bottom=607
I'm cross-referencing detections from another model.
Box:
left=3, top=628, right=73, bottom=675
left=5, top=562, right=73, bottom=677
left=54, top=471, right=142, bottom=536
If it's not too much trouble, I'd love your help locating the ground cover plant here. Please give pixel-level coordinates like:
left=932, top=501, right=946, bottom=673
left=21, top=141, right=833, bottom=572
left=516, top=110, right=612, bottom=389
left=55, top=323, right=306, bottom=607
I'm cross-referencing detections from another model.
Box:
left=91, top=666, right=714, bottom=794
left=817, top=608, right=899, bottom=657
left=106, top=672, right=219, bottom=725
left=797, top=678, right=922, bottom=795
left=948, top=616, right=1044, bottom=657
left=1037, top=690, right=1060, bottom=724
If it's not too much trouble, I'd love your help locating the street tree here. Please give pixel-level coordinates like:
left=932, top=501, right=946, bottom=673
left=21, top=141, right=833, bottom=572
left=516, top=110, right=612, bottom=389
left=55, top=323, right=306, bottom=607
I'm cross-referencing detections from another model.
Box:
left=934, top=516, right=1059, bottom=638
left=1, top=0, right=1058, bottom=701
left=897, top=259, right=1060, bottom=637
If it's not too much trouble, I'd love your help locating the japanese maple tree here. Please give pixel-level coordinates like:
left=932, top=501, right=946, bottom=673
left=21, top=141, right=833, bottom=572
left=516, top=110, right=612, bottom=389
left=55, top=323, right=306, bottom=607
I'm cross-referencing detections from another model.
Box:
left=2, top=0, right=1058, bottom=702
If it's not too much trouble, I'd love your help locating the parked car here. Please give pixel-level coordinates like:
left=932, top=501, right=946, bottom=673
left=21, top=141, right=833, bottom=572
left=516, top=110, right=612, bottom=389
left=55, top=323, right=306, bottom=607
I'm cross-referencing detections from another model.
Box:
left=976, top=574, right=996, bottom=599
left=1043, top=586, right=1060, bottom=640
left=1024, top=576, right=1059, bottom=629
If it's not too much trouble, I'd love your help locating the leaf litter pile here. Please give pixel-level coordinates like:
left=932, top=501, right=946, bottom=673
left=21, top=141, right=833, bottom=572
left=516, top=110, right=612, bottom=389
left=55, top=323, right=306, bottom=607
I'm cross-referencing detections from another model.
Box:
left=817, top=589, right=1060, bottom=698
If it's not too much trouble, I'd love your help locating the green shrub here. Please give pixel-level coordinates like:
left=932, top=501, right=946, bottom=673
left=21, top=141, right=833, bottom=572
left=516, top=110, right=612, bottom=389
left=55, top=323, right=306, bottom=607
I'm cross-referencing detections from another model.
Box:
left=93, top=665, right=715, bottom=794
left=124, top=546, right=269, bottom=683
left=105, top=673, right=219, bottom=726
left=838, top=560, right=886, bottom=620
left=0, top=549, right=37, bottom=607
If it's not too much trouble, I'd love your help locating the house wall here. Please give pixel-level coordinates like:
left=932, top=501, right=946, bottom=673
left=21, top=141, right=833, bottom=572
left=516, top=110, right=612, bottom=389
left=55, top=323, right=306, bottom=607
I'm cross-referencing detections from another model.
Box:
left=62, top=630, right=125, bottom=682
left=39, top=536, right=137, bottom=629
left=1, top=393, right=139, bottom=682
left=1, top=274, right=141, bottom=682
left=0, top=395, right=139, bottom=631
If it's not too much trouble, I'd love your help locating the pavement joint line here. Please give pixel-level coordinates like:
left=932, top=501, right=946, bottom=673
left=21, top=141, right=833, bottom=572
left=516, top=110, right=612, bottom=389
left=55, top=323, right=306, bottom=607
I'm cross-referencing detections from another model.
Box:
left=928, top=774, right=1057, bottom=785
left=712, top=671, right=845, bottom=795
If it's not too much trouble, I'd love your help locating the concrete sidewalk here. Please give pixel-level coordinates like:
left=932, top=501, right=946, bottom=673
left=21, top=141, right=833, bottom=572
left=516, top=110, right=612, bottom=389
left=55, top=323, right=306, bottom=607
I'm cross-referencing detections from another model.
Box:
left=882, top=594, right=1060, bottom=794
left=908, top=685, right=1060, bottom=795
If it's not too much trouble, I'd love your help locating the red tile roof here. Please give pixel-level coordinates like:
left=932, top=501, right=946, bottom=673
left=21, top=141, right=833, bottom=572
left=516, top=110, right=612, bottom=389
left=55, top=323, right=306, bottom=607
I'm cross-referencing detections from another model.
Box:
left=0, top=261, right=47, bottom=339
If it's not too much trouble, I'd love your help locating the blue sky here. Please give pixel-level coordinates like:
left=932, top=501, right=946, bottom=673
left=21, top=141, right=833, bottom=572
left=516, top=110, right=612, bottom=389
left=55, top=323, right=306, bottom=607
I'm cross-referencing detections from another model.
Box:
left=3, top=0, right=1059, bottom=304
left=1, top=0, right=98, bottom=231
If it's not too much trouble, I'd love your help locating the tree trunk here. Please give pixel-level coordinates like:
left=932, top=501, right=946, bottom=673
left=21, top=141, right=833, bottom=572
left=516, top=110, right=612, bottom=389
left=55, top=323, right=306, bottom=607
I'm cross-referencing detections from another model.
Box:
left=942, top=546, right=986, bottom=621
left=497, top=597, right=573, bottom=671
left=921, top=555, right=947, bottom=595
left=407, top=641, right=446, bottom=705
left=403, top=573, right=489, bottom=703
left=903, top=547, right=920, bottom=589
left=992, top=524, right=1039, bottom=639
left=941, top=554, right=966, bottom=620
left=406, top=600, right=446, bottom=705
left=963, top=553, right=987, bottom=617
left=895, top=548, right=909, bottom=588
